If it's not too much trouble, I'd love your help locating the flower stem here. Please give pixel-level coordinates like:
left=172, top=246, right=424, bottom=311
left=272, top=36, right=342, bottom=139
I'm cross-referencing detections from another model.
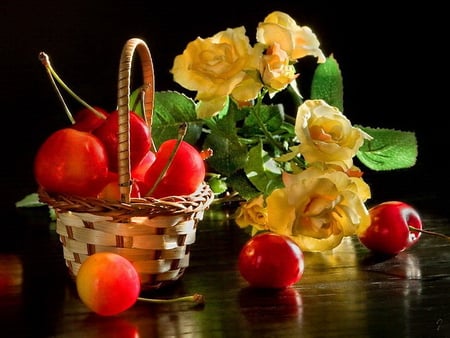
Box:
left=137, top=293, right=205, bottom=305
left=409, top=226, right=450, bottom=240
left=252, top=90, right=303, bottom=166
left=252, top=91, right=284, bottom=151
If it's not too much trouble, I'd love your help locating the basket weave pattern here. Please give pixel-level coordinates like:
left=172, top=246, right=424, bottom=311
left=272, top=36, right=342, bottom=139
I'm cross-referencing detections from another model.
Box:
left=38, top=38, right=214, bottom=290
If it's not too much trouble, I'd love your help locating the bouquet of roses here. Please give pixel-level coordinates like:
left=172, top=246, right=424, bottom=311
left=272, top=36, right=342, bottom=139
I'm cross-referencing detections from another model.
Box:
left=147, top=10, right=417, bottom=252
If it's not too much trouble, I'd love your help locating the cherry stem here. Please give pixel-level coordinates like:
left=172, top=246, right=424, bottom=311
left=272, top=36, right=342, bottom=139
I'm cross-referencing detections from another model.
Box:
left=137, top=293, right=204, bottom=305
left=39, top=52, right=75, bottom=124
left=409, top=226, right=450, bottom=240
left=145, top=123, right=188, bottom=197
left=38, top=52, right=107, bottom=121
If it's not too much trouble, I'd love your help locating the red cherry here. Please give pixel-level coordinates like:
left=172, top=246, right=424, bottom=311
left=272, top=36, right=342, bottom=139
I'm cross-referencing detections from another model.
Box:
left=72, top=106, right=109, bottom=132
left=34, top=128, right=109, bottom=197
left=238, top=233, right=304, bottom=289
left=76, top=252, right=140, bottom=316
left=142, top=140, right=205, bottom=198
left=131, top=150, right=156, bottom=182
left=358, top=201, right=423, bottom=255
left=94, top=110, right=151, bottom=173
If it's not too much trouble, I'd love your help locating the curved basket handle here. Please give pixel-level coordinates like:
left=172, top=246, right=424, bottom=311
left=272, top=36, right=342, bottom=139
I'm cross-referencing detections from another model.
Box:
left=117, top=38, right=155, bottom=203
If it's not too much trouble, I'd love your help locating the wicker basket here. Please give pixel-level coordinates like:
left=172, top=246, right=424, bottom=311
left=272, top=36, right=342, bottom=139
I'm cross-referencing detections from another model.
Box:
left=38, top=38, right=214, bottom=290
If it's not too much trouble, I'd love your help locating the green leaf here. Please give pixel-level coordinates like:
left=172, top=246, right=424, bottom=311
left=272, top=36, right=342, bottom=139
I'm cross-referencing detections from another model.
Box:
left=227, top=171, right=261, bottom=201
left=204, top=132, right=248, bottom=177
left=245, top=142, right=283, bottom=195
left=129, top=87, right=145, bottom=120
left=15, top=193, right=45, bottom=208
left=207, top=175, right=228, bottom=195
left=240, top=104, right=284, bottom=137
left=357, top=127, right=418, bottom=171
left=15, top=193, right=57, bottom=221
left=310, top=55, right=344, bottom=111
left=152, top=91, right=203, bottom=147
left=203, top=107, right=249, bottom=176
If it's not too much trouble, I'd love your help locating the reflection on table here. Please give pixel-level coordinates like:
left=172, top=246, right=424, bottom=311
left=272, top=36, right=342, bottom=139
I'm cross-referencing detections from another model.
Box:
left=1, top=204, right=449, bottom=337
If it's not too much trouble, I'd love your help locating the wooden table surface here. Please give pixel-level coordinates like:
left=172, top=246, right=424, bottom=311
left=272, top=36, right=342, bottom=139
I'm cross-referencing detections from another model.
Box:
left=1, top=199, right=450, bottom=338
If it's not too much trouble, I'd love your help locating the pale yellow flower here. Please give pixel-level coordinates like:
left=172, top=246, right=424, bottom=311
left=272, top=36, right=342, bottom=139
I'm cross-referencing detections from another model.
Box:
left=295, top=99, right=372, bottom=170
left=256, top=11, right=326, bottom=63
left=230, top=69, right=264, bottom=104
left=265, top=167, right=371, bottom=252
left=260, top=42, right=299, bottom=93
left=171, top=26, right=260, bottom=118
left=235, top=195, right=269, bottom=232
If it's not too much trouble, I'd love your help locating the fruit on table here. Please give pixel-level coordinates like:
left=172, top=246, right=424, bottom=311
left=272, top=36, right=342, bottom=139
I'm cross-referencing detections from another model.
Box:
left=142, top=139, right=206, bottom=198
left=34, top=128, right=109, bottom=197
left=76, top=252, right=140, bottom=316
left=238, top=232, right=304, bottom=289
left=94, top=110, right=152, bottom=173
left=358, top=201, right=423, bottom=255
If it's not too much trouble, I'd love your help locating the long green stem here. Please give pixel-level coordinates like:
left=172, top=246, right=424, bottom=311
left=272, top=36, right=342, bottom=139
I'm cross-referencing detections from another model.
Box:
left=38, top=52, right=106, bottom=121
left=252, top=90, right=303, bottom=166
left=39, top=53, right=75, bottom=124
left=137, top=293, right=204, bottom=305
left=252, top=90, right=284, bottom=151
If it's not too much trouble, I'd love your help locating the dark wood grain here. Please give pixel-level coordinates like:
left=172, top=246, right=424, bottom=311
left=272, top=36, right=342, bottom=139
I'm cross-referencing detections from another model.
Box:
left=1, top=203, right=449, bottom=337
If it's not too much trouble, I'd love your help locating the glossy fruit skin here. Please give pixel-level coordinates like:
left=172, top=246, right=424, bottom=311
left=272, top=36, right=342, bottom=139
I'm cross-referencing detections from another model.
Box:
left=94, top=110, right=151, bottom=173
left=72, top=106, right=109, bottom=132
left=131, top=150, right=156, bottom=182
left=76, top=252, right=141, bottom=316
left=238, top=232, right=304, bottom=289
left=142, top=139, right=205, bottom=198
left=34, top=128, right=109, bottom=197
left=358, top=201, right=423, bottom=255
left=98, top=172, right=141, bottom=200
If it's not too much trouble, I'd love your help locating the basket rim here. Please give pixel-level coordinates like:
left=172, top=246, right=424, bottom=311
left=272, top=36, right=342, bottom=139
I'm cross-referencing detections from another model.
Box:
left=38, top=182, right=214, bottom=219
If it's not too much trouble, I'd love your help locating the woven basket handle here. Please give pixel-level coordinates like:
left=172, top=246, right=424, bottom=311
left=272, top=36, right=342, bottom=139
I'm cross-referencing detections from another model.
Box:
left=117, top=38, right=155, bottom=203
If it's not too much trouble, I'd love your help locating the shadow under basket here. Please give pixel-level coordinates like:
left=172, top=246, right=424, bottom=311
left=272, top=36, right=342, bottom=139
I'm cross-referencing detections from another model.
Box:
left=39, top=183, right=214, bottom=290
left=38, top=37, right=215, bottom=291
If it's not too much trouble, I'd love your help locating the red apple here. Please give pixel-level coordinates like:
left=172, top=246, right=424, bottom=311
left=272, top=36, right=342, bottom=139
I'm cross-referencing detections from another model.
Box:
left=358, top=201, right=423, bottom=255
left=238, top=232, right=304, bottom=288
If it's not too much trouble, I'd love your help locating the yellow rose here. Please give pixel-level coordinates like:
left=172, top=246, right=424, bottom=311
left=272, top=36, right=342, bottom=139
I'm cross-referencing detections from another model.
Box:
left=256, top=11, right=326, bottom=63
left=295, top=99, right=372, bottom=169
left=266, top=167, right=371, bottom=252
left=234, top=195, right=268, bottom=232
left=171, top=26, right=260, bottom=118
left=261, top=42, right=298, bottom=93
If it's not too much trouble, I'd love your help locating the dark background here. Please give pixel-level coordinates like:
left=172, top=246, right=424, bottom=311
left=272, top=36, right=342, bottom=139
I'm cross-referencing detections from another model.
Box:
left=1, top=0, right=448, bottom=221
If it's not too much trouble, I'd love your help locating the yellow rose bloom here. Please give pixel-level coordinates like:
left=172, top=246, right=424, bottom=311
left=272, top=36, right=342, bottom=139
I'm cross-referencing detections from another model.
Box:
left=265, top=167, right=371, bottom=252
left=261, top=42, right=298, bottom=93
left=171, top=26, right=261, bottom=118
left=295, top=99, right=372, bottom=169
left=256, top=11, right=326, bottom=63
left=234, top=195, right=269, bottom=231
